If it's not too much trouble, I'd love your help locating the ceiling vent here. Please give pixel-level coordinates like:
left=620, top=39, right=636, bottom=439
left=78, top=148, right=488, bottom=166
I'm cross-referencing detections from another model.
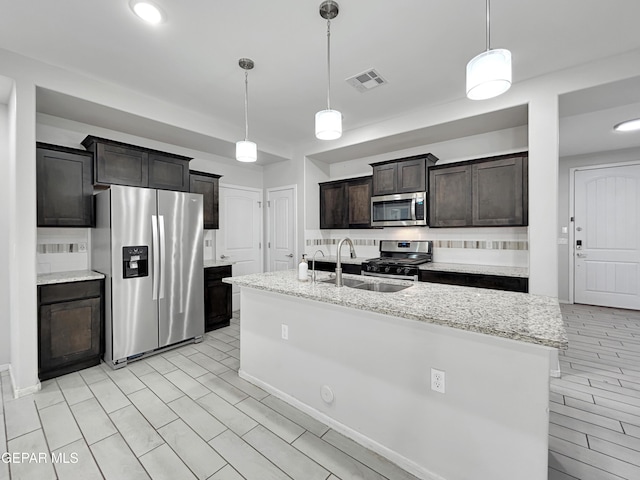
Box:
left=346, top=69, right=387, bottom=93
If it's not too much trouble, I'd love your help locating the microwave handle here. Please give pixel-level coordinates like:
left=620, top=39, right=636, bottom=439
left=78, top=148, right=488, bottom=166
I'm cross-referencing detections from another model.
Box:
left=411, top=197, right=417, bottom=221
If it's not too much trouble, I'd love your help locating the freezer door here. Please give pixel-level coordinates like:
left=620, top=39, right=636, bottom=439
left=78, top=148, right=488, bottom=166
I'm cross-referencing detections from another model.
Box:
left=110, top=186, right=159, bottom=360
left=157, top=189, right=205, bottom=347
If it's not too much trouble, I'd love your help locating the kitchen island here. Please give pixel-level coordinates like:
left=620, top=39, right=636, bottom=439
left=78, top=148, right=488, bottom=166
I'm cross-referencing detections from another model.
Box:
left=225, top=270, right=567, bottom=480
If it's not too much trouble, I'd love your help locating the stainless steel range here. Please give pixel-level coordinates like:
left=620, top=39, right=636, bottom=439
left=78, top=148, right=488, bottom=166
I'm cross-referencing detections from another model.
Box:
left=362, top=240, right=433, bottom=280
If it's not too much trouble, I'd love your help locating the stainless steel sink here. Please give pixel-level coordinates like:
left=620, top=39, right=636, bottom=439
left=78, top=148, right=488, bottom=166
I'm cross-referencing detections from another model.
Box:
left=319, top=277, right=364, bottom=288
left=320, top=277, right=411, bottom=292
left=351, top=282, right=411, bottom=293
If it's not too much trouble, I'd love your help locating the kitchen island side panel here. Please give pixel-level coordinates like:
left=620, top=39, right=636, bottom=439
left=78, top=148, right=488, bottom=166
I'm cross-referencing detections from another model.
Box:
left=239, top=287, right=551, bottom=480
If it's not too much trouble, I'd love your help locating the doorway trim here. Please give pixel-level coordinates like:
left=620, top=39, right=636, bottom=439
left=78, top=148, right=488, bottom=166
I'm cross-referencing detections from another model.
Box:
left=266, top=184, right=298, bottom=273
left=568, top=160, right=640, bottom=305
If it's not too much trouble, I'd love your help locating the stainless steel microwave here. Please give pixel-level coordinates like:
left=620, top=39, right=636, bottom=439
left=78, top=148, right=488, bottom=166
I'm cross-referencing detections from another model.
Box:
left=371, top=192, right=427, bottom=227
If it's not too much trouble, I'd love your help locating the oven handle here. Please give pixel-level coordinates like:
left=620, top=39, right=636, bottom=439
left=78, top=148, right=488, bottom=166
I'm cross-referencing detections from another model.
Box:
left=362, top=271, right=418, bottom=281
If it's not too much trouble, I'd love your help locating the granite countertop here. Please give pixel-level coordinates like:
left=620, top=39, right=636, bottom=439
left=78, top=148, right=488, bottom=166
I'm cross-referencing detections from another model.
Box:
left=420, top=262, right=529, bottom=278
left=204, top=260, right=234, bottom=269
left=311, top=255, right=370, bottom=265
left=37, top=270, right=105, bottom=286
left=311, top=256, right=528, bottom=278
left=224, top=270, right=566, bottom=349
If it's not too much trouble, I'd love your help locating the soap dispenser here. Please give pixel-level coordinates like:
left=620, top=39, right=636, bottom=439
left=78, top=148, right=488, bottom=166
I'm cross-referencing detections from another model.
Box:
left=298, top=254, right=309, bottom=281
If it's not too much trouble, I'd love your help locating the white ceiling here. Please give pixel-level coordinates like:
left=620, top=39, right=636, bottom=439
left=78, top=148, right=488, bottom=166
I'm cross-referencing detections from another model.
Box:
left=1, top=0, right=640, bottom=160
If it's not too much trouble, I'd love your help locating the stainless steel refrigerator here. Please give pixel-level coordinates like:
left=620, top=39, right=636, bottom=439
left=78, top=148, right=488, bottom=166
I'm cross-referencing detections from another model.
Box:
left=92, top=185, right=204, bottom=368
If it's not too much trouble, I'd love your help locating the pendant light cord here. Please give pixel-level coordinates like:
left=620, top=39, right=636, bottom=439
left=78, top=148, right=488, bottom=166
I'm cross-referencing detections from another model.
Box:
left=326, top=19, right=331, bottom=110
left=244, top=70, right=249, bottom=141
left=485, top=0, right=491, bottom=51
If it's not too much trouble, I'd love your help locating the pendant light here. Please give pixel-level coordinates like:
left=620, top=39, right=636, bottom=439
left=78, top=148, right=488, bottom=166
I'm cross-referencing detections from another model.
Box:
left=236, top=58, right=257, bottom=163
left=315, top=1, right=342, bottom=140
left=466, top=0, right=512, bottom=100
left=614, top=118, right=640, bottom=132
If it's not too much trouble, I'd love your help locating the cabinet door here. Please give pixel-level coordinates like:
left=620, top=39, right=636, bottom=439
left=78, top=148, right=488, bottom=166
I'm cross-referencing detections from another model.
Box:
left=429, top=165, right=472, bottom=227
left=320, top=182, right=347, bottom=229
left=396, top=158, right=426, bottom=193
left=472, top=156, right=524, bottom=226
left=36, top=146, right=94, bottom=227
left=149, top=153, right=190, bottom=192
left=347, top=177, right=372, bottom=228
left=95, top=143, right=149, bottom=187
left=190, top=173, right=220, bottom=229
left=204, top=267, right=232, bottom=331
left=39, top=297, right=102, bottom=378
left=372, top=163, right=397, bottom=196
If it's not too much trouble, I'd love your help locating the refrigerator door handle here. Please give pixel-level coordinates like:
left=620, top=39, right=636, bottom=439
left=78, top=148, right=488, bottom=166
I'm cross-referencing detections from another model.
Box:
left=151, top=215, right=159, bottom=300
left=159, top=215, right=166, bottom=300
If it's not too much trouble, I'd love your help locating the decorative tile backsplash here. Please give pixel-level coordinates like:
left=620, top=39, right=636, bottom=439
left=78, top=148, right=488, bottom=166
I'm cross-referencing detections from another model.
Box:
left=37, top=243, right=86, bottom=254
left=306, top=238, right=379, bottom=247
left=306, top=238, right=528, bottom=251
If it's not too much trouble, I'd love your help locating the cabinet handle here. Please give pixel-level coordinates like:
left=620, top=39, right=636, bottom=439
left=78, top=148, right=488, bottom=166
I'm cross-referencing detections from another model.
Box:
left=220, top=254, right=229, bottom=259
left=286, top=254, right=294, bottom=258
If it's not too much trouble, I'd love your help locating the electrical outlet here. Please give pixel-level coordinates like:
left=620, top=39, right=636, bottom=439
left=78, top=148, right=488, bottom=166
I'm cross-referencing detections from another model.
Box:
left=431, top=368, right=445, bottom=393
left=281, top=324, right=289, bottom=340
left=78, top=242, right=87, bottom=253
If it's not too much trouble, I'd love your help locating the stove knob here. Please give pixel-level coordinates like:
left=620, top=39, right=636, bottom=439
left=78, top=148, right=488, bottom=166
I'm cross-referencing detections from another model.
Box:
left=404, top=267, right=411, bottom=275
left=396, top=267, right=403, bottom=274
left=384, top=266, right=391, bottom=273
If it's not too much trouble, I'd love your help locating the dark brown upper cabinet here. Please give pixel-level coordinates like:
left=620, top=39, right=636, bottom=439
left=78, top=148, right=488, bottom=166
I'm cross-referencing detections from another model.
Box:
left=429, top=164, right=473, bottom=227
left=190, top=170, right=221, bottom=230
left=319, top=176, right=372, bottom=229
left=82, top=136, right=191, bottom=192
left=429, top=152, right=528, bottom=228
left=36, top=143, right=95, bottom=227
left=371, top=154, right=438, bottom=196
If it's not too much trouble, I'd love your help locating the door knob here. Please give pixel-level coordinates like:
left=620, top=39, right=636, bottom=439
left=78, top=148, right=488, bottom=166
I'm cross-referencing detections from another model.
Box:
left=220, top=254, right=229, bottom=259
left=286, top=253, right=294, bottom=258
left=576, top=253, right=587, bottom=258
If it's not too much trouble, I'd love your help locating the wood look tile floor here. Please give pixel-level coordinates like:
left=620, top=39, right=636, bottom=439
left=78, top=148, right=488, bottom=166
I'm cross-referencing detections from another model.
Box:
left=1, top=305, right=639, bottom=480
left=549, top=304, right=640, bottom=480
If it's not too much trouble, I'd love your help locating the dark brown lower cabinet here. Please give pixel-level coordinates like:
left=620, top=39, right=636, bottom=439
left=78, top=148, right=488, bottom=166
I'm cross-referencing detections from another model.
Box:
left=419, top=270, right=528, bottom=293
left=38, top=280, right=104, bottom=381
left=312, top=261, right=362, bottom=275
left=205, top=266, right=232, bottom=332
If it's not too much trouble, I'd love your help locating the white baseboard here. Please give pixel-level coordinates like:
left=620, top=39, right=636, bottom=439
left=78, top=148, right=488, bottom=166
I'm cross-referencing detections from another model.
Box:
left=239, top=369, right=446, bottom=480
left=9, top=366, right=41, bottom=399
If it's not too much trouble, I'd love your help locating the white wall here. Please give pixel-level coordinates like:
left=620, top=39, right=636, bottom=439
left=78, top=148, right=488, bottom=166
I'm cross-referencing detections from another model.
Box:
left=305, top=127, right=530, bottom=267
left=0, top=103, right=11, bottom=367
left=557, top=147, right=640, bottom=302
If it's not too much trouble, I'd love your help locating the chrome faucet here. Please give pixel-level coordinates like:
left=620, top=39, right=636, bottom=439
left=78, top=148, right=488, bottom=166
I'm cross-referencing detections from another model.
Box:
left=311, top=250, right=325, bottom=282
left=335, top=237, right=357, bottom=287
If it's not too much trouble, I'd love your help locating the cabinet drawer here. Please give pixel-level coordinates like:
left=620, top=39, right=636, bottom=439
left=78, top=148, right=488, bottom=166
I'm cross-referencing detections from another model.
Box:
left=205, top=265, right=232, bottom=281
left=419, top=270, right=528, bottom=293
left=40, top=280, right=102, bottom=305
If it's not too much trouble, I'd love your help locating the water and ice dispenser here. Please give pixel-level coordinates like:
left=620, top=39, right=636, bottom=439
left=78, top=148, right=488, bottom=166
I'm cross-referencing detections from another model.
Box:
left=122, top=246, right=148, bottom=278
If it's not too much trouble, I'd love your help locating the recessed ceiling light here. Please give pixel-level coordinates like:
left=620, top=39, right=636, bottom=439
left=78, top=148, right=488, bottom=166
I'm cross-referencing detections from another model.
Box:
left=614, top=118, right=640, bottom=132
left=130, top=1, right=165, bottom=24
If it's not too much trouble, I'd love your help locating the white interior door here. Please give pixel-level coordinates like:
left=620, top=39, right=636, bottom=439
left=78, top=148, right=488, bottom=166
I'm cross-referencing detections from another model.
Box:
left=267, top=186, right=296, bottom=272
left=217, top=185, right=263, bottom=311
left=574, top=164, right=640, bottom=309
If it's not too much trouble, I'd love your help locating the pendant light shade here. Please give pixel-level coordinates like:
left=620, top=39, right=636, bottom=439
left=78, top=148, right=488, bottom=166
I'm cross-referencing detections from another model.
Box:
left=466, top=48, right=512, bottom=100
left=614, top=118, right=640, bottom=132
left=235, top=140, right=257, bottom=162
left=315, top=109, right=342, bottom=140
left=466, top=0, right=512, bottom=100
left=236, top=58, right=257, bottom=163
left=315, top=1, right=342, bottom=140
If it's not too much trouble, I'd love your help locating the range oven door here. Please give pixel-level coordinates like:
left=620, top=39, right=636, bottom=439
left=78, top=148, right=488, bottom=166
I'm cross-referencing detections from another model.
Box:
left=371, top=192, right=427, bottom=227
